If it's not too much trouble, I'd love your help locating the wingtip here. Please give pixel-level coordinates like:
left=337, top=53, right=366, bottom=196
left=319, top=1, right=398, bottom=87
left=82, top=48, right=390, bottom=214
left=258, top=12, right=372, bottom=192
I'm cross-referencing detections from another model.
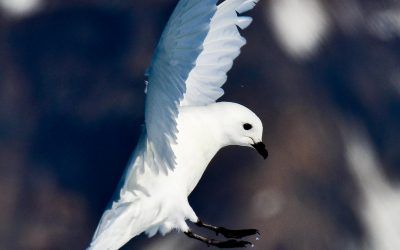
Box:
left=236, top=16, right=253, bottom=29
left=236, top=0, right=259, bottom=14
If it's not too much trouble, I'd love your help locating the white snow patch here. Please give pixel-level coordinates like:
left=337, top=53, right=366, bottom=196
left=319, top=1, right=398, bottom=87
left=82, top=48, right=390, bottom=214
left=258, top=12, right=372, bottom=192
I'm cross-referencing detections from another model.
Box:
left=0, top=0, right=42, bottom=17
left=266, top=0, right=330, bottom=60
left=343, top=123, right=400, bottom=250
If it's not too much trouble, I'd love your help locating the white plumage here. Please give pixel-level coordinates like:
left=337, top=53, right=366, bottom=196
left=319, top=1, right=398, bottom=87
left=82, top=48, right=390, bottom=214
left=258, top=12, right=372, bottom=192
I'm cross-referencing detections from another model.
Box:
left=88, top=0, right=262, bottom=249
left=146, top=0, right=259, bottom=174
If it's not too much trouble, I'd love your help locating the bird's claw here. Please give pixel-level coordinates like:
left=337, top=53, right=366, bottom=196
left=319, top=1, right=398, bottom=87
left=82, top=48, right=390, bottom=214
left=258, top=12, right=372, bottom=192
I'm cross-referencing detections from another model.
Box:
left=210, top=239, right=253, bottom=248
left=216, top=227, right=260, bottom=239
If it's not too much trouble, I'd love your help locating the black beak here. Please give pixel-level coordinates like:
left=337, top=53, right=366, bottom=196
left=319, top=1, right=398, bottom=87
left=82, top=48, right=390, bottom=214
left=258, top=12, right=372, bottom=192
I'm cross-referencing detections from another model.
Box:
left=252, top=142, right=268, bottom=159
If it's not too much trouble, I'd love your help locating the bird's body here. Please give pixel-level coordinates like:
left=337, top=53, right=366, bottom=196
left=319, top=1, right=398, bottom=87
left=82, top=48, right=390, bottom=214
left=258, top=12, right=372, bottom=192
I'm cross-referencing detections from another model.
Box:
left=89, top=0, right=265, bottom=249
left=89, top=103, right=263, bottom=249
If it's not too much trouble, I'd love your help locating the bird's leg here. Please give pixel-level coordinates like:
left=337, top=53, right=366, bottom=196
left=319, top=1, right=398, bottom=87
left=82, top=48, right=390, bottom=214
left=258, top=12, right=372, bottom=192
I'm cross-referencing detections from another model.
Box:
left=184, top=231, right=252, bottom=248
left=195, top=220, right=259, bottom=239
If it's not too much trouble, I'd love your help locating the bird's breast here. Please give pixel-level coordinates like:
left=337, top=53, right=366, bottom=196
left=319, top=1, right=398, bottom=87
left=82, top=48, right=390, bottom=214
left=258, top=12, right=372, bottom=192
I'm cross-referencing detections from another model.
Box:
left=132, top=106, right=223, bottom=198
left=170, top=107, right=223, bottom=195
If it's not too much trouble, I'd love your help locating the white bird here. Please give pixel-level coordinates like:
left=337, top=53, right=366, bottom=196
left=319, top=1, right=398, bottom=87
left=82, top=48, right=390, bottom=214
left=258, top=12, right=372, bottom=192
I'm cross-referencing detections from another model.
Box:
left=88, top=0, right=266, bottom=249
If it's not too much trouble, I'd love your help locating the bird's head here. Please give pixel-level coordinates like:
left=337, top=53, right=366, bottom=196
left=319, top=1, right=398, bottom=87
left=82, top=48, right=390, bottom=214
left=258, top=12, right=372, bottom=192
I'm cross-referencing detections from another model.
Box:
left=211, top=102, right=268, bottom=159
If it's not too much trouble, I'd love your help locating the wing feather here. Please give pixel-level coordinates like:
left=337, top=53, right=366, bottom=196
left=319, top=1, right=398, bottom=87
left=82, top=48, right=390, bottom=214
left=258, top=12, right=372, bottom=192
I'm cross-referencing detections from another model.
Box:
left=145, top=0, right=259, bottom=173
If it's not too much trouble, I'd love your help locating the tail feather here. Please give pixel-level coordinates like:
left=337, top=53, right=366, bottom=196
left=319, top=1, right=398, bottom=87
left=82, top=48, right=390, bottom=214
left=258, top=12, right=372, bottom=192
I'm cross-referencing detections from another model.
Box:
left=88, top=196, right=160, bottom=250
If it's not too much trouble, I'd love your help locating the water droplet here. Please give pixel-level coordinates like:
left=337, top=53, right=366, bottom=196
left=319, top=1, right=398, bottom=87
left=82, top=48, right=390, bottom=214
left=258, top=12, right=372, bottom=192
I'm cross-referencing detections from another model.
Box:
left=251, top=244, right=255, bottom=248
left=256, top=237, right=260, bottom=241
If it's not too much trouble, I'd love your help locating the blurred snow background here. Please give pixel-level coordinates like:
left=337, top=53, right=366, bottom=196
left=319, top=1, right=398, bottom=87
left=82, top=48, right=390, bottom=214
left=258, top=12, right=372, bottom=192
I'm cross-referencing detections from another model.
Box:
left=0, top=0, right=399, bottom=249
left=0, top=0, right=42, bottom=17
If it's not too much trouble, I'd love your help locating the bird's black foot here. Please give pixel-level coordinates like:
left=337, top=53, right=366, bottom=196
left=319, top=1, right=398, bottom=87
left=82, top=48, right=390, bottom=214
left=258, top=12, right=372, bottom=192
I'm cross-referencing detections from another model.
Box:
left=215, top=228, right=259, bottom=239
left=212, top=239, right=253, bottom=248
left=196, top=220, right=260, bottom=239
left=185, top=231, right=252, bottom=248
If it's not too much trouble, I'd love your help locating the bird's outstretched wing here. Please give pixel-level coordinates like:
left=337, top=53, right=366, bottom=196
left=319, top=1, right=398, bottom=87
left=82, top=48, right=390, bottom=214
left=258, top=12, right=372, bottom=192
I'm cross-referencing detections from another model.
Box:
left=145, top=0, right=259, bottom=174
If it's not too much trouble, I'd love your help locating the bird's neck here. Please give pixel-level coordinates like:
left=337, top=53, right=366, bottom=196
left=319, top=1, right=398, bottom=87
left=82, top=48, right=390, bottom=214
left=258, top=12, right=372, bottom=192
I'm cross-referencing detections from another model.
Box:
left=179, top=105, right=231, bottom=148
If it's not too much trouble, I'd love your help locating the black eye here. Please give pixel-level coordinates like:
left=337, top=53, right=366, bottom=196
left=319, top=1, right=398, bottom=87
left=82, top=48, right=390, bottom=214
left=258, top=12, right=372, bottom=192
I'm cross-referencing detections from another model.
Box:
left=243, top=123, right=252, bottom=130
